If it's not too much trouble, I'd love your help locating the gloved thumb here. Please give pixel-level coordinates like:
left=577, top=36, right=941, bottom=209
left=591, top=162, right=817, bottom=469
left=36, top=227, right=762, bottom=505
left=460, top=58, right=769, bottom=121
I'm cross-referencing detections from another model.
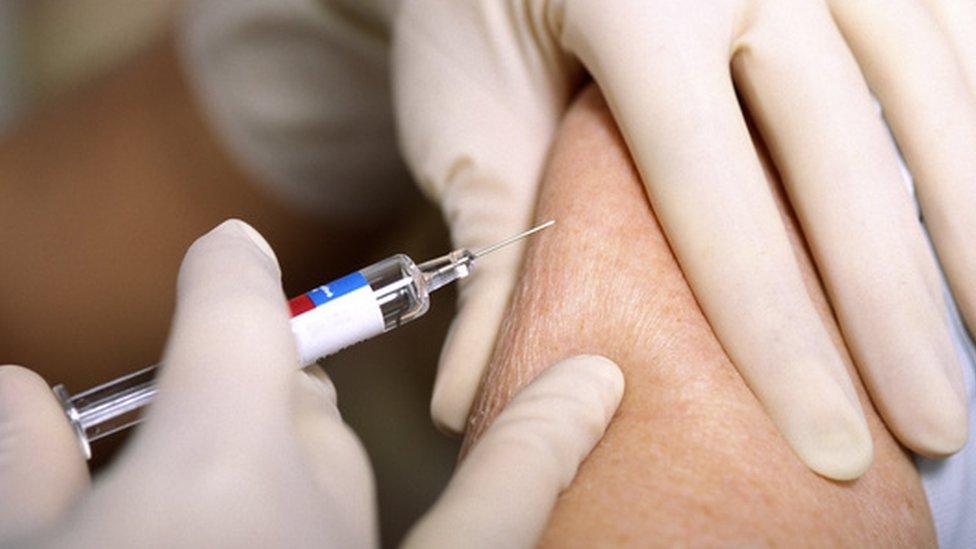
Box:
left=0, top=366, right=89, bottom=541
left=403, top=355, right=624, bottom=549
left=290, top=364, right=379, bottom=547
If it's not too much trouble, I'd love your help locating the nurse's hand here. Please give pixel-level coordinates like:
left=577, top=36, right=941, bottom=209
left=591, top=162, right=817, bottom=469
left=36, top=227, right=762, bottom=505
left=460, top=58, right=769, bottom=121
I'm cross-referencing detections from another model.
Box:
left=0, top=220, right=621, bottom=548
left=404, top=354, right=623, bottom=549
left=0, top=220, right=378, bottom=547
left=393, top=0, right=975, bottom=478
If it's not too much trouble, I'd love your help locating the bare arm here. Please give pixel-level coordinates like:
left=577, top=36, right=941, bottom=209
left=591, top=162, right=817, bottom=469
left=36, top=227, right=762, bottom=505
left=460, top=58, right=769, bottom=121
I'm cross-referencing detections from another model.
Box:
left=466, top=85, right=934, bottom=546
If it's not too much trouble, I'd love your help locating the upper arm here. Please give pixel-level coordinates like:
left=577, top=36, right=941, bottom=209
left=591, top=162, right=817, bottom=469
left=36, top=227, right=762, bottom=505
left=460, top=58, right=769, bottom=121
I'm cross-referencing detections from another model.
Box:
left=464, top=85, right=935, bottom=546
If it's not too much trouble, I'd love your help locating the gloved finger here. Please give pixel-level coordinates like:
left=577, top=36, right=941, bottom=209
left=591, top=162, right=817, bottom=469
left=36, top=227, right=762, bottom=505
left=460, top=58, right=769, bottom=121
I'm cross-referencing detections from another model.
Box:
left=394, top=1, right=579, bottom=433
left=402, top=355, right=623, bottom=549
left=289, top=364, right=378, bottom=547
left=428, top=191, right=528, bottom=434
left=830, top=0, right=976, bottom=341
left=148, top=219, right=296, bottom=448
left=733, top=0, right=966, bottom=456
left=0, top=366, right=89, bottom=540
left=180, top=0, right=410, bottom=229
left=559, top=5, right=872, bottom=479
left=918, top=0, right=976, bottom=93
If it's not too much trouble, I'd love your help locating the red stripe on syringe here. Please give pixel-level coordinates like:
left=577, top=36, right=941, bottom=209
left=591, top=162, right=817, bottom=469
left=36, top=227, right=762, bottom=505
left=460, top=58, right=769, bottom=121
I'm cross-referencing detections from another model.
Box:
left=288, top=294, right=316, bottom=317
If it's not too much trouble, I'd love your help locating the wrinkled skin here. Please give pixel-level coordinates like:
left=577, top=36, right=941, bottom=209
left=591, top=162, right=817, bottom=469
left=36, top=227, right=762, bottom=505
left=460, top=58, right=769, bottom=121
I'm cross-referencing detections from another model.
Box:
left=395, top=0, right=975, bottom=473
left=465, top=86, right=935, bottom=546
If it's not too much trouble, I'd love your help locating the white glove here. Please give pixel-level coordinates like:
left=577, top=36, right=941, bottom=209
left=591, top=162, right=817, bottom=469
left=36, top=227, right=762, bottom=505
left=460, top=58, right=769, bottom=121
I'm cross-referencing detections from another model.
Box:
left=392, top=0, right=976, bottom=480
left=403, top=354, right=623, bottom=549
left=1, top=220, right=378, bottom=547
left=179, top=0, right=409, bottom=228
left=0, top=220, right=622, bottom=549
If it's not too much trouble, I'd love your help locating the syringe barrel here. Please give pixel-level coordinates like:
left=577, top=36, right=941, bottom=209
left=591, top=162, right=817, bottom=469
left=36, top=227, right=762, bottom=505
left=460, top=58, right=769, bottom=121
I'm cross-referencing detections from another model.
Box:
left=359, top=253, right=430, bottom=329
left=54, top=253, right=432, bottom=459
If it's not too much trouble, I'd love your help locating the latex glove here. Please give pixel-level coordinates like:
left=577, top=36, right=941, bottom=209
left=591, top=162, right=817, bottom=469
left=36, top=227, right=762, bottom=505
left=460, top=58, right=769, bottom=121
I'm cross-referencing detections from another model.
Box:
left=0, top=220, right=623, bottom=548
left=393, top=0, right=976, bottom=479
left=179, top=0, right=409, bottom=228
left=403, top=355, right=623, bottom=548
left=0, top=220, right=378, bottom=547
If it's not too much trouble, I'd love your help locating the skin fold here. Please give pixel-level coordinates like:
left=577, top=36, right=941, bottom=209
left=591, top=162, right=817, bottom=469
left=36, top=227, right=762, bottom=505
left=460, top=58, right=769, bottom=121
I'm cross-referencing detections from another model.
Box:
left=465, top=85, right=935, bottom=546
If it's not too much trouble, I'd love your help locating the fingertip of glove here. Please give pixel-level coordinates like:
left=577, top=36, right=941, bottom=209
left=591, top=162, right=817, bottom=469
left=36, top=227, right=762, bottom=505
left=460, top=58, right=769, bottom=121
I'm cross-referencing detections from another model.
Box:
left=429, top=389, right=468, bottom=437
left=568, top=354, right=625, bottom=398
left=549, top=355, right=625, bottom=424
left=427, top=219, right=538, bottom=435
left=216, top=219, right=280, bottom=270
left=804, top=438, right=874, bottom=482
left=896, top=396, right=968, bottom=459
left=429, top=293, right=512, bottom=436
left=180, top=219, right=282, bottom=294
left=791, top=414, right=874, bottom=481
left=428, top=344, right=476, bottom=436
left=0, top=363, right=35, bottom=384
left=174, top=221, right=283, bottom=324
left=0, top=365, right=58, bottom=418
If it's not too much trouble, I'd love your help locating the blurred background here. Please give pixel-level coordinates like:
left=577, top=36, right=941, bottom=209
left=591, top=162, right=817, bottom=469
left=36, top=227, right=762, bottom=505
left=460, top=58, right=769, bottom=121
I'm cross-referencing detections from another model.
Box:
left=0, top=1, right=459, bottom=546
left=0, top=1, right=171, bottom=130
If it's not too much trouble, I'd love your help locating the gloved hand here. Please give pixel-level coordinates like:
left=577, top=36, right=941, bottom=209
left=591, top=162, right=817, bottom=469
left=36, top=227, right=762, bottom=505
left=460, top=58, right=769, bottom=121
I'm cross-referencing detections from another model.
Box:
left=180, top=0, right=409, bottom=229
left=403, top=354, right=623, bottom=548
left=392, top=0, right=976, bottom=479
left=0, top=220, right=623, bottom=548
left=0, top=220, right=378, bottom=547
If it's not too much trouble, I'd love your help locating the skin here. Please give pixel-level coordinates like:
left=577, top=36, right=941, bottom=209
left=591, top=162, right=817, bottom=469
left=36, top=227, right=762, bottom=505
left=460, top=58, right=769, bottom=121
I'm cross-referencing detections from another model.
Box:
left=395, top=1, right=974, bottom=471
left=465, top=85, right=935, bottom=546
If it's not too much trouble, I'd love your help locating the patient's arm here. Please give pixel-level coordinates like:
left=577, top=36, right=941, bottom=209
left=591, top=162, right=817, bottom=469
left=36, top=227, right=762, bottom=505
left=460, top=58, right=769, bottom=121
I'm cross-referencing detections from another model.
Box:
left=465, top=85, right=934, bottom=545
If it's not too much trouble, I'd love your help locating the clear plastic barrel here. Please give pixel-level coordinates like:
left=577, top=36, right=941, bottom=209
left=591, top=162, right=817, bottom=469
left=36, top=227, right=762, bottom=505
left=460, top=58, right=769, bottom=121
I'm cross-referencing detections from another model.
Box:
left=53, top=365, right=157, bottom=458
left=55, top=254, right=434, bottom=459
left=360, top=254, right=430, bottom=330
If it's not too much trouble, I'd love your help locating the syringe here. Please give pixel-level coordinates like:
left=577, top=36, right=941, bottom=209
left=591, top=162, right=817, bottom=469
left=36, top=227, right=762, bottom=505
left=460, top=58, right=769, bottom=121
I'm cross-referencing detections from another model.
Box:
left=53, top=220, right=554, bottom=459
